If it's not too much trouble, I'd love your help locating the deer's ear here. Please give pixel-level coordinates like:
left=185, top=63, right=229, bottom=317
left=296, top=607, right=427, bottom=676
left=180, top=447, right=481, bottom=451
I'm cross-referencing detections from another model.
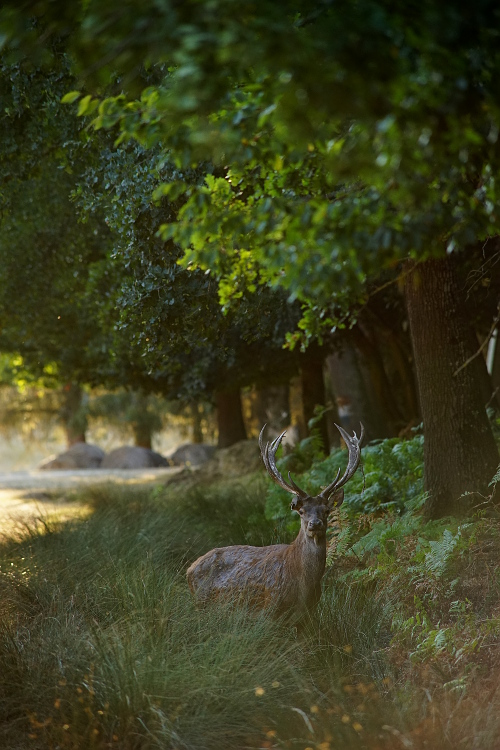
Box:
left=290, top=496, right=303, bottom=512
left=329, top=489, right=344, bottom=508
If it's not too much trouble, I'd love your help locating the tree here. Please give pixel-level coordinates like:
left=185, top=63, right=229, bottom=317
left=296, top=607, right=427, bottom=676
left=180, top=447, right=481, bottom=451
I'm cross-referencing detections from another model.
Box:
left=0, top=48, right=305, bottom=448
left=2, top=1, right=499, bottom=509
left=74, top=140, right=304, bottom=447
left=405, top=256, right=499, bottom=516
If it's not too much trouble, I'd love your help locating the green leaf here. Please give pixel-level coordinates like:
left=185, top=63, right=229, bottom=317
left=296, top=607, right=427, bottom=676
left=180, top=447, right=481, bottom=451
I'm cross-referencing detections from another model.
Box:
left=77, top=94, right=93, bottom=116
left=61, top=90, right=81, bottom=104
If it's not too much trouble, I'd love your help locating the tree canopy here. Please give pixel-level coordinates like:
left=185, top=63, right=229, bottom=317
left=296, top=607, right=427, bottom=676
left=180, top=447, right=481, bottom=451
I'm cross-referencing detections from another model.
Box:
left=0, top=0, right=499, bottom=513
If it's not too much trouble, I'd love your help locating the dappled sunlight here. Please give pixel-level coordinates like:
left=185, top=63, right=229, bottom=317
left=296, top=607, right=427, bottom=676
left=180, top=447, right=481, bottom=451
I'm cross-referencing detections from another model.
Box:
left=0, top=474, right=498, bottom=748
left=0, top=468, right=182, bottom=538
left=0, top=487, right=92, bottom=540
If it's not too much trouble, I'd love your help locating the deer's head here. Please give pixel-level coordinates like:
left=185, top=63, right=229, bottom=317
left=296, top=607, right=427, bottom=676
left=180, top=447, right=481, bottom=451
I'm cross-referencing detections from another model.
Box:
left=259, top=424, right=364, bottom=543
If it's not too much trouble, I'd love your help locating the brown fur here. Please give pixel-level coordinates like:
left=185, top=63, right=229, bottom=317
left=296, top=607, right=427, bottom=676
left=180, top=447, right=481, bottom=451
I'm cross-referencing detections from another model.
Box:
left=186, top=492, right=343, bottom=619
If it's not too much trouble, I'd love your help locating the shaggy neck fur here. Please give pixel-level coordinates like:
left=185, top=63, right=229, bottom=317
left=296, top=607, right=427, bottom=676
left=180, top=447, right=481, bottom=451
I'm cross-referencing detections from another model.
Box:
left=286, top=525, right=327, bottom=609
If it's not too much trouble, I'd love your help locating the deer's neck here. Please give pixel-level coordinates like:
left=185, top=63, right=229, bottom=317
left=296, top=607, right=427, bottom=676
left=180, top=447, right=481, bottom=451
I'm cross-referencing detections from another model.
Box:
left=289, top=527, right=326, bottom=584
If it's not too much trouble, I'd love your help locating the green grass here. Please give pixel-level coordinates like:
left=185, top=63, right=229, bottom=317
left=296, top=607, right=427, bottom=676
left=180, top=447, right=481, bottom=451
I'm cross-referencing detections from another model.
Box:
left=0, top=471, right=500, bottom=749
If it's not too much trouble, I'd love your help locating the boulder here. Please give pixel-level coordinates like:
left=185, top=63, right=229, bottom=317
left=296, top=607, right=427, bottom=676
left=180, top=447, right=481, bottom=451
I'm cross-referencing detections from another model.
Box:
left=168, top=443, right=216, bottom=467
left=216, top=439, right=262, bottom=476
left=100, top=446, right=169, bottom=470
left=39, top=442, right=105, bottom=470
left=163, top=438, right=264, bottom=489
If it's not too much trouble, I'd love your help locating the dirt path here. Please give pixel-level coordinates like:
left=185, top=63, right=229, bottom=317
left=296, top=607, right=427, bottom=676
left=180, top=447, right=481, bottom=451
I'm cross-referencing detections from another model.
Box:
left=0, top=467, right=181, bottom=537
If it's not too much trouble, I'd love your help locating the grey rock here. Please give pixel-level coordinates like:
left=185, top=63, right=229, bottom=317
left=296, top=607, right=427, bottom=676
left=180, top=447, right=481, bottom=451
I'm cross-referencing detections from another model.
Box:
left=168, top=443, right=216, bottom=467
left=100, top=446, right=169, bottom=470
left=39, top=442, right=105, bottom=470
left=216, top=439, right=262, bottom=476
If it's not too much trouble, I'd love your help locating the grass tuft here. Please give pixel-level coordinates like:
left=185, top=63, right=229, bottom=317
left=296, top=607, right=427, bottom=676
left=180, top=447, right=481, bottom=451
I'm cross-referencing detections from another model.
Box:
left=0, top=461, right=500, bottom=748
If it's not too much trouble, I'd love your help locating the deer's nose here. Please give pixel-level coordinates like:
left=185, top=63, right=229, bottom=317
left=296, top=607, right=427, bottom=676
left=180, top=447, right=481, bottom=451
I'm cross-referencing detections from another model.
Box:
left=308, top=519, right=324, bottom=531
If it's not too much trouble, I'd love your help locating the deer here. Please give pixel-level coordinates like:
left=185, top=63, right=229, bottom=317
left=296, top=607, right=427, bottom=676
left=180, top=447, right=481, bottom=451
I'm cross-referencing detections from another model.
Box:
left=186, top=423, right=364, bottom=620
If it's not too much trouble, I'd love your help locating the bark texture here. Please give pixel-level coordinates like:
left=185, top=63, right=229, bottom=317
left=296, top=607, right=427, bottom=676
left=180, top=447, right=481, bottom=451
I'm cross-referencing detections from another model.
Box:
left=61, top=383, right=87, bottom=447
left=191, top=403, right=204, bottom=444
left=300, top=346, right=330, bottom=453
left=131, top=423, right=152, bottom=450
left=216, top=388, right=247, bottom=448
left=327, top=342, right=392, bottom=440
left=405, top=258, right=499, bottom=518
left=251, top=384, right=290, bottom=434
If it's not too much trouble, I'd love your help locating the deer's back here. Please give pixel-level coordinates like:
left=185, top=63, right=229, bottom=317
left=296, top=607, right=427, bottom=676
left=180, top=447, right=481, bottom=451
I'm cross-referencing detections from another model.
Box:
left=186, top=543, right=293, bottom=610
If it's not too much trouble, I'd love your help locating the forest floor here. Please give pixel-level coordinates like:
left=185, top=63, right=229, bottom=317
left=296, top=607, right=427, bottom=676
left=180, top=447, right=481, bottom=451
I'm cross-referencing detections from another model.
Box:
left=0, top=467, right=181, bottom=537
left=0, top=444, right=500, bottom=749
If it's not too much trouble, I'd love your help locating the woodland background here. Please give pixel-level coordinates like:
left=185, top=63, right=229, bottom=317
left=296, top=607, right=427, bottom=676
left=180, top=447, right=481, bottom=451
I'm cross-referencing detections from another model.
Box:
left=1, top=2, right=500, bottom=749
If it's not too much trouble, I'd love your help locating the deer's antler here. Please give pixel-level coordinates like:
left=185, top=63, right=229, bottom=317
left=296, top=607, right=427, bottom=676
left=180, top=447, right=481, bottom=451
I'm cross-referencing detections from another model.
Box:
left=319, top=423, right=364, bottom=503
left=259, top=425, right=308, bottom=499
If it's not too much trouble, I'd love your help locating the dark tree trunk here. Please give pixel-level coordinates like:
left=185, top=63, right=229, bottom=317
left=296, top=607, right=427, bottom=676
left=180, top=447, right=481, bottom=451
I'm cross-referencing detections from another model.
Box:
left=132, top=423, right=152, bottom=449
left=61, top=383, right=87, bottom=447
left=471, top=334, right=498, bottom=409
left=351, top=321, right=405, bottom=435
left=130, top=391, right=155, bottom=448
left=289, top=376, right=307, bottom=440
left=300, top=346, right=330, bottom=454
left=327, top=337, right=394, bottom=441
left=216, top=388, right=247, bottom=448
left=252, top=384, right=290, bottom=434
left=491, top=330, right=500, bottom=405
left=365, top=308, right=420, bottom=426
left=405, top=258, right=499, bottom=518
left=191, top=403, right=204, bottom=444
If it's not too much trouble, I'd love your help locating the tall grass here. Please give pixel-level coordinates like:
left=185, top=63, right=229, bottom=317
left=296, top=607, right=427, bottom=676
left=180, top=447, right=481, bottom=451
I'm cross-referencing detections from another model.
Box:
left=1, top=475, right=499, bottom=749
left=0, top=479, right=406, bottom=749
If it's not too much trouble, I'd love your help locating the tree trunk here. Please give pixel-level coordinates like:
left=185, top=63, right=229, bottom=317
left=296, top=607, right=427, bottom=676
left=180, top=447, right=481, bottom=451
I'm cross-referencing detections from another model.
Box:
left=491, top=329, right=500, bottom=406
left=364, top=308, right=420, bottom=426
left=327, top=337, right=393, bottom=441
left=216, top=388, right=247, bottom=448
left=61, top=383, right=87, bottom=446
left=132, top=422, right=152, bottom=449
left=471, top=332, right=498, bottom=409
left=405, top=257, right=499, bottom=518
left=300, top=346, right=330, bottom=454
left=191, top=403, right=204, bottom=444
left=252, top=384, right=290, bottom=435
left=350, top=321, right=405, bottom=435
left=130, top=391, right=155, bottom=448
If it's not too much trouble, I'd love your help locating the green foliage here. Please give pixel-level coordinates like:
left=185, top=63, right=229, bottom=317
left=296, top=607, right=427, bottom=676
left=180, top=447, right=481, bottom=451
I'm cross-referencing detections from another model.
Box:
left=5, top=0, right=498, bottom=338
left=1, top=469, right=500, bottom=747
left=0, top=481, right=403, bottom=749
left=89, top=390, right=165, bottom=442
left=423, top=527, right=471, bottom=578
left=0, top=49, right=302, bottom=405
left=74, top=140, right=302, bottom=401
left=265, top=433, right=426, bottom=528
left=0, top=56, right=115, bottom=388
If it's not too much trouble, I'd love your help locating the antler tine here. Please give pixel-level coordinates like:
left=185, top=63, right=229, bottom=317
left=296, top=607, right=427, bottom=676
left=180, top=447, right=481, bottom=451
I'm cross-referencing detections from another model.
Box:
left=319, top=423, right=364, bottom=502
left=259, top=425, right=308, bottom=498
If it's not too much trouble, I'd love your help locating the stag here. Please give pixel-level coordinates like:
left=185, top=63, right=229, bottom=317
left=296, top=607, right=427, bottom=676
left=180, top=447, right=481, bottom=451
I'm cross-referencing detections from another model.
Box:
left=186, top=423, right=364, bottom=619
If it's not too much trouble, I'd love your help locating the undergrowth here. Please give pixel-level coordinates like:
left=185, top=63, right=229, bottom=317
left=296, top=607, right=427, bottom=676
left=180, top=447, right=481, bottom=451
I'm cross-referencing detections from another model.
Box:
left=0, top=432, right=500, bottom=749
